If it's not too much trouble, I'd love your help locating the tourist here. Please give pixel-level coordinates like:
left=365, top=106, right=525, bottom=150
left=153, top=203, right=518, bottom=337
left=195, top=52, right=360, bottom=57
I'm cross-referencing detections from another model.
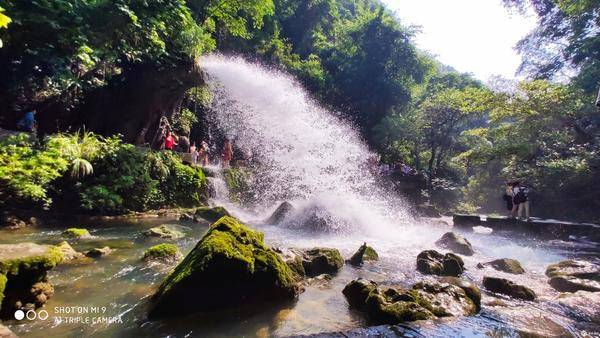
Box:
left=222, top=138, right=233, bottom=168
left=200, top=140, right=209, bottom=166
left=502, top=183, right=514, bottom=217
left=177, top=134, right=190, bottom=153
left=190, top=142, right=198, bottom=165
left=509, top=181, right=520, bottom=218
left=514, top=182, right=531, bottom=221
left=16, top=109, right=36, bottom=132
left=164, top=131, right=177, bottom=151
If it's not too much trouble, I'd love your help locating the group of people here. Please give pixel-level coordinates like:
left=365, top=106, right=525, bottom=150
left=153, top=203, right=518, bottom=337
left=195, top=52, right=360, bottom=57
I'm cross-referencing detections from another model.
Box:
left=163, top=131, right=234, bottom=168
left=502, top=181, right=531, bottom=221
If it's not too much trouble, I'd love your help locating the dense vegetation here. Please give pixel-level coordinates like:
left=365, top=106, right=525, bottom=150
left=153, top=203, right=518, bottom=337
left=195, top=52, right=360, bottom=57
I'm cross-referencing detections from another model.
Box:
left=0, top=0, right=598, bottom=221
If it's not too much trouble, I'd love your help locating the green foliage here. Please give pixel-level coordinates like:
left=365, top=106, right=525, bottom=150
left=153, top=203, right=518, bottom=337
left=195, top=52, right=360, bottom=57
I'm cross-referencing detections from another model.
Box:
left=172, top=108, right=198, bottom=135
left=0, top=6, right=10, bottom=48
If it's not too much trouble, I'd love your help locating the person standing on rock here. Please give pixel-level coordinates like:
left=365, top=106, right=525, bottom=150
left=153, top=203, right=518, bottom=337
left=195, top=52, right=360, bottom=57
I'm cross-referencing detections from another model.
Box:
left=164, top=131, right=177, bottom=151
left=514, top=182, right=531, bottom=221
left=222, top=138, right=233, bottom=168
left=199, top=140, right=209, bottom=166
left=502, top=183, right=514, bottom=216
left=190, top=142, right=198, bottom=165
left=509, top=181, right=520, bottom=218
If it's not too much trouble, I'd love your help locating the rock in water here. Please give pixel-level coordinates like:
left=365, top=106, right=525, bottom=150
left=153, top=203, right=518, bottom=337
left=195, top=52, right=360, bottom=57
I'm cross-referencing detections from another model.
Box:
left=482, top=277, right=536, bottom=301
left=0, top=243, right=63, bottom=317
left=439, top=277, right=481, bottom=310
left=142, top=244, right=182, bottom=264
left=148, top=216, right=300, bottom=319
left=348, top=243, right=379, bottom=266
left=342, top=278, right=479, bottom=325
left=545, top=260, right=600, bottom=292
left=178, top=213, right=195, bottom=222
left=62, top=228, right=91, bottom=239
left=266, top=201, right=294, bottom=225
left=477, top=258, right=525, bottom=274
left=55, top=241, right=84, bottom=261
left=435, top=232, right=474, bottom=256
left=416, top=250, right=465, bottom=277
left=0, top=324, right=17, bottom=338
left=144, top=224, right=186, bottom=239
left=302, top=248, right=344, bottom=276
left=194, top=206, right=230, bottom=223
left=85, top=247, right=112, bottom=258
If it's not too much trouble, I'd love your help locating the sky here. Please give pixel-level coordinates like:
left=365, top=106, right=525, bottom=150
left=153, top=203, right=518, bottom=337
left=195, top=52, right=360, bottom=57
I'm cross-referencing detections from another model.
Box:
left=381, top=0, right=537, bottom=81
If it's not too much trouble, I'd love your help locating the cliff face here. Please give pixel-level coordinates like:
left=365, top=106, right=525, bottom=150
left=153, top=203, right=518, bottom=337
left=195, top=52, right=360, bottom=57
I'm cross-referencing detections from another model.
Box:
left=33, top=61, right=205, bottom=144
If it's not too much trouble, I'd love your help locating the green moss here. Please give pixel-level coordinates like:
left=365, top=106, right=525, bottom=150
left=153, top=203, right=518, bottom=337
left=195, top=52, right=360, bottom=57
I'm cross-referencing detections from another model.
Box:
left=0, top=273, right=7, bottom=311
left=144, top=225, right=185, bottom=239
left=194, top=206, right=230, bottom=223
left=62, top=228, right=90, bottom=238
left=363, top=246, right=379, bottom=261
left=0, top=246, right=63, bottom=278
left=222, top=168, right=251, bottom=203
left=143, top=244, right=180, bottom=261
left=150, top=216, right=298, bottom=318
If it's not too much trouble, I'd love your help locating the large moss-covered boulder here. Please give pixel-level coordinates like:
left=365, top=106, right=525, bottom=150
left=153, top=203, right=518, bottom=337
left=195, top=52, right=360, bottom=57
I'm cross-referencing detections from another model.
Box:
left=477, top=258, right=525, bottom=275
left=266, top=201, right=294, bottom=225
left=417, top=250, right=465, bottom=277
left=483, top=277, right=536, bottom=301
left=348, top=243, right=379, bottom=266
left=342, top=278, right=479, bottom=325
left=0, top=243, right=63, bottom=316
left=302, top=248, right=344, bottom=276
left=194, top=206, right=230, bottom=223
left=143, top=244, right=182, bottom=264
left=62, top=228, right=91, bottom=239
left=148, top=216, right=300, bottom=319
left=144, top=224, right=186, bottom=239
left=435, top=232, right=474, bottom=256
left=545, top=260, right=600, bottom=292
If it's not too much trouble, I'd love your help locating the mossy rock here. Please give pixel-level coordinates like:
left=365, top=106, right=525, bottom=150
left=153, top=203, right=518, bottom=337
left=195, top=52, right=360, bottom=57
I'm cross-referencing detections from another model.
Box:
left=545, top=260, right=600, bottom=292
left=266, top=202, right=295, bottom=225
left=0, top=243, right=63, bottom=315
left=0, top=274, right=6, bottom=309
left=416, top=250, right=464, bottom=277
left=482, top=276, right=536, bottom=301
left=348, top=243, right=379, bottom=266
left=477, top=258, right=525, bottom=274
left=144, top=224, right=186, bottom=239
left=302, top=248, right=344, bottom=276
left=435, top=232, right=474, bottom=256
left=148, top=216, right=300, bottom=319
left=222, top=168, right=251, bottom=203
left=62, top=228, right=91, bottom=239
left=143, top=244, right=182, bottom=263
left=194, top=206, right=230, bottom=223
left=273, top=247, right=306, bottom=277
left=343, top=278, right=479, bottom=325
left=55, top=241, right=84, bottom=261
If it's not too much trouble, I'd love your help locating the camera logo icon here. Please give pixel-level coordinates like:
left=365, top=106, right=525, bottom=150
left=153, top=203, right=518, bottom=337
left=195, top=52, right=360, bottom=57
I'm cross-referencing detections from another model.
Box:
left=14, top=309, right=48, bottom=321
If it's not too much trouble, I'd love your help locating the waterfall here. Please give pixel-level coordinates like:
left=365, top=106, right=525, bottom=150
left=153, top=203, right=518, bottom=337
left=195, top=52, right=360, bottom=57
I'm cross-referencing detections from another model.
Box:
left=201, top=55, right=412, bottom=234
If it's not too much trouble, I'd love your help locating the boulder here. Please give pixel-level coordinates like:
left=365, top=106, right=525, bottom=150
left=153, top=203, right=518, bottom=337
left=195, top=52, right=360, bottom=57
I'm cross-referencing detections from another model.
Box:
left=265, top=201, right=295, bottom=225
left=55, top=241, right=84, bottom=261
left=342, top=278, right=479, bottom=325
left=0, top=243, right=63, bottom=317
left=0, top=324, right=17, bottom=338
left=452, top=214, right=481, bottom=229
left=85, top=247, right=112, bottom=258
left=439, top=276, right=481, bottom=310
left=144, top=224, right=186, bottom=239
left=348, top=242, right=379, bottom=266
left=273, top=247, right=306, bottom=277
left=62, top=228, right=91, bottom=239
left=142, top=244, right=182, bottom=264
left=416, top=250, right=465, bottom=277
left=194, top=206, right=230, bottom=223
left=302, top=248, right=344, bottom=276
left=435, top=232, right=474, bottom=256
left=482, top=277, right=536, bottom=301
left=477, top=258, right=525, bottom=274
left=545, top=260, right=600, bottom=293
left=148, top=216, right=300, bottom=319
left=179, top=213, right=195, bottom=222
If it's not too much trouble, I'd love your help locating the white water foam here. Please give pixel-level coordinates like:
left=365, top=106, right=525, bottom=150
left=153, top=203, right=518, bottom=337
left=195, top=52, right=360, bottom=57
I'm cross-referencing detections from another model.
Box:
left=201, top=55, right=412, bottom=235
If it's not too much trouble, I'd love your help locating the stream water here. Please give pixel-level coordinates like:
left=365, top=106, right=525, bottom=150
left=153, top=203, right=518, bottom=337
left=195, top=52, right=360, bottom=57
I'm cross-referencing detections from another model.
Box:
left=2, top=55, right=599, bottom=337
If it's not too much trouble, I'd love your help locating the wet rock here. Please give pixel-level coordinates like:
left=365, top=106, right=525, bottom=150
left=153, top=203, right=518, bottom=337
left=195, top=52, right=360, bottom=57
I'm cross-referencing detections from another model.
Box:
left=85, top=247, right=112, bottom=258
left=273, top=247, right=306, bottom=277
left=416, top=250, right=465, bottom=277
left=482, top=276, right=536, bottom=301
left=435, top=232, right=474, bottom=256
left=1, top=215, right=27, bottom=229
left=348, top=243, right=379, bottom=266
left=452, top=214, right=481, bottom=228
left=342, top=278, right=479, bottom=325
left=142, top=244, right=182, bottom=264
left=178, top=213, right=195, bottom=222
left=194, top=206, right=230, bottom=223
left=439, top=276, right=481, bottom=310
left=148, top=216, right=300, bottom=319
left=144, top=224, right=186, bottom=239
left=62, top=228, right=91, bottom=239
left=545, top=260, right=600, bottom=293
left=55, top=241, right=84, bottom=260
left=266, top=201, right=295, bottom=225
left=0, top=324, right=18, bottom=338
left=477, top=258, right=525, bottom=274
left=0, top=243, right=63, bottom=317
left=305, top=274, right=333, bottom=288
left=302, top=248, right=344, bottom=276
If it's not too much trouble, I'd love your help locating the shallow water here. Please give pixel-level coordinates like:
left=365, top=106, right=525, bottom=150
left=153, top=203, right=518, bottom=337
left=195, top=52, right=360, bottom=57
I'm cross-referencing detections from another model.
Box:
left=1, top=214, right=598, bottom=338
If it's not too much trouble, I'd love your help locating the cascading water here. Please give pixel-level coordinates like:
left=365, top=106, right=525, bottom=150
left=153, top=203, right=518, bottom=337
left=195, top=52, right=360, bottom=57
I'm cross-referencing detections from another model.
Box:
left=201, top=55, right=412, bottom=234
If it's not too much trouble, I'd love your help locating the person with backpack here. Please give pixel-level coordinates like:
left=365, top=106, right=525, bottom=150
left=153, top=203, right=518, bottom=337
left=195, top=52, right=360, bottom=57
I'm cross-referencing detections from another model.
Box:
left=513, top=181, right=531, bottom=221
